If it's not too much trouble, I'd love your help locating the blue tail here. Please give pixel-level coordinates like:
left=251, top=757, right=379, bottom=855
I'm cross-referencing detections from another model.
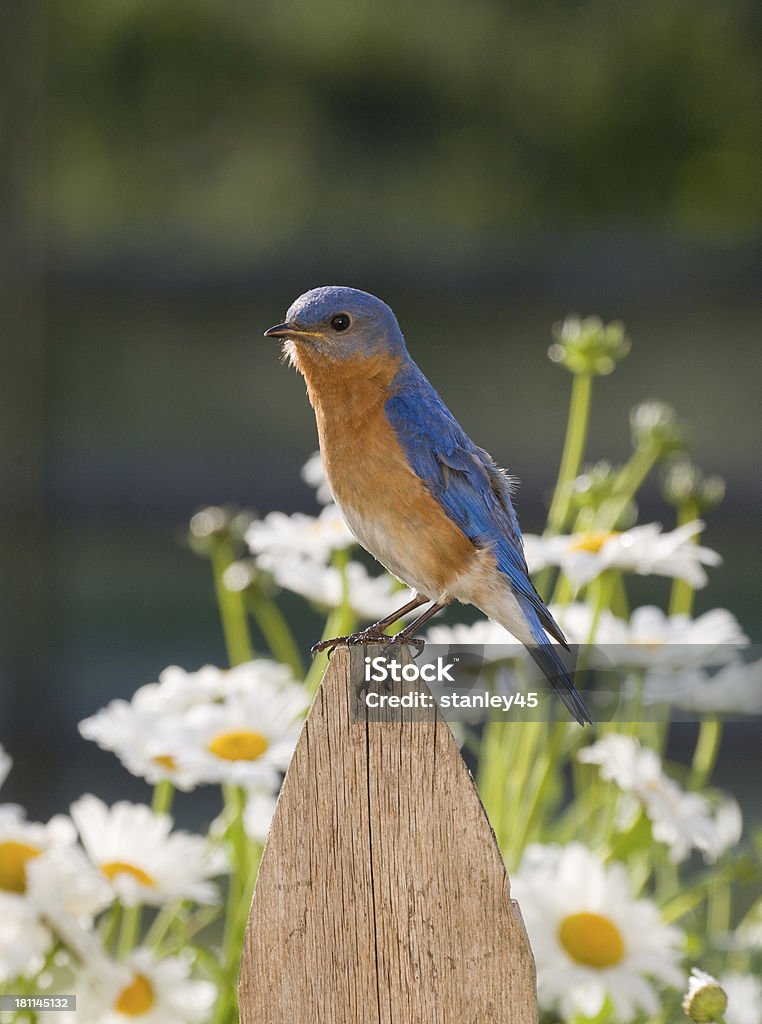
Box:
left=518, top=598, right=592, bottom=725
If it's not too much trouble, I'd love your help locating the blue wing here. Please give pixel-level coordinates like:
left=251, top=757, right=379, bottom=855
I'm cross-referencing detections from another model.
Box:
left=385, top=363, right=564, bottom=643
left=385, top=362, right=591, bottom=725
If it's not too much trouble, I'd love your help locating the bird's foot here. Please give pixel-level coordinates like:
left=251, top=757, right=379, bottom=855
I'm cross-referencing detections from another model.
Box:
left=310, top=630, right=393, bottom=658
left=351, top=634, right=427, bottom=698
left=379, top=633, right=427, bottom=657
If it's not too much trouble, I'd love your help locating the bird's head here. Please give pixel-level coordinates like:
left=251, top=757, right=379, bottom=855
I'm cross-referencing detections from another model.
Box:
left=264, top=286, right=407, bottom=365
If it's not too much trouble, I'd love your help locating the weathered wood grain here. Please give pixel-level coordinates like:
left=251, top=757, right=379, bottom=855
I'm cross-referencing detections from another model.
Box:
left=239, top=645, right=536, bottom=1024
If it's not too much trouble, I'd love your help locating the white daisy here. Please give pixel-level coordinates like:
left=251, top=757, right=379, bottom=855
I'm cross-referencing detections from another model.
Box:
left=79, top=697, right=200, bottom=791
left=136, top=660, right=300, bottom=712
left=0, top=892, right=52, bottom=982
left=131, top=663, right=233, bottom=713
left=300, top=449, right=334, bottom=504
left=624, top=606, right=747, bottom=652
left=643, top=659, right=762, bottom=716
left=75, top=948, right=216, bottom=1024
left=425, top=619, right=526, bottom=653
left=426, top=604, right=745, bottom=678
left=523, top=521, right=721, bottom=590
left=578, top=735, right=742, bottom=862
left=609, top=606, right=747, bottom=673
left=552, top=604, right=747, bottom=670
left=0, top=806, right=114, bottom=972
left=246, top=504, right=355, bottom=565
left=512, top=842, right=683, bottom=1021
left=258, top=553, right=414, bottom=620
left=26, top=842, right=113, bottom=927
left=427, top=619, right=507, bottom=646
left=0, top=806, right=76, bottom=896
left=243, top=789, right=277, bottom=845
left=535, top=601, right=629, bottom=647
left=80, top=660, right=301, bottom=790
left=708, top=798, right=744, bottom=861
left=216, top=659, right=302, bottom=699
left=166, top=684, right=305, bottom=789
left=0, top=744, right=11, bottom=790
left=722, top=972, right=762, bottom=1024
left=70, top=795, right=226, bottom=907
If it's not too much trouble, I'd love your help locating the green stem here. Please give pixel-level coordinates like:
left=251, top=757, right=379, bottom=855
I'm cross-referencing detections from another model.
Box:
left=550, top=572, right=575, bottom=606
left=668, top=501, right=699, bottom=617
left=117, top=904, right=142, bottom=959
left=144, top=899, right=184, bottom=950
left=660, top=861, right=737, bottom=924
left=668, top=579, right=695, bottom=618
left=246, top=584, right=305, bottom=679
left=304, top=605, right=356, bottom=695
left=156, top=905, right=225, bottom=958
left=151, top=780, right=174, bottom=815
left=478, top=662, right=541, bottom=859
left=304, top=551, right=356, bottom=695
left=213, top=785, right=249, bottom=1024
left=690, top=718, right=723, bottom=789
left=660, top=886, right=709, bottom=925
left=477, top=719, right=509, bottom=844
left=100, top=902, right=122, bottom=953
left=597, top=447, right=657, bottom=530
left=507, top=721, right=569, bottom=864
left=584, top=572, right=614, bottom=650
left=479, top=720, right=523, bottom=857
left=207, top=539, right=258, bottom=1022
left=508, top=721, right=547, bottom=859
left=546, top=373, right=593, bottom=535
left=707, top=877, right=731, bottom=939
left=211, top=539, right=254, bottom=666
left=609, top=571, right=630, bottom=620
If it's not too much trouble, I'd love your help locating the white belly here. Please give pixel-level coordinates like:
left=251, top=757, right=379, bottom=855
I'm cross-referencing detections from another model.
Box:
left=337, top=500, right=433, bottom=598
left=338, top=499, right=534, bottom=646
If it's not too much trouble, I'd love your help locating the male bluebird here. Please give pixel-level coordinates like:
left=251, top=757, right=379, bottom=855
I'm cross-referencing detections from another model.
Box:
left=265, top=286, right=591, bottom=724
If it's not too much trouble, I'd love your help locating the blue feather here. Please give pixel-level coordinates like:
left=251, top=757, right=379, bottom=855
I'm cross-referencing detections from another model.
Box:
left=385, top=360, right=591, bottom=725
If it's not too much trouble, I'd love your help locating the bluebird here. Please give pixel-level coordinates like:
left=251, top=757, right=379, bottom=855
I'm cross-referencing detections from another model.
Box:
left=265, top=286, right=591, bottom=724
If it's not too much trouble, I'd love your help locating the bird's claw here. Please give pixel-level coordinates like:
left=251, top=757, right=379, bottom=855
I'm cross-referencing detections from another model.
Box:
left=380, top=634, right=426, bottom=657
left=310, top=630, right=397, bottom=659
left=310, top=635, right=348, bottom=657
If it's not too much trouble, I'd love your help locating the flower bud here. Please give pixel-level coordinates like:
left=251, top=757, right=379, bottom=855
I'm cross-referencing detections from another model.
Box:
left=222, top=560, right=258, bottom=593
left=630, top=400, right=684, bottom=457
left=189, top=506, right=230, bottom=540
left=571, top=461, right=616, bottom=511
left=188, top=505, right=257, bottom=555
left=683, top=968, right=728, bottom=1023
left=662, top=457, right=725, bottom=512
left=548, top=315, right=630, bottom=376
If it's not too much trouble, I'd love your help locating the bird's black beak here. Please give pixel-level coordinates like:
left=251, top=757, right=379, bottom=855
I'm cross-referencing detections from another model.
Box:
left=264, top=321, right=308, bottom=338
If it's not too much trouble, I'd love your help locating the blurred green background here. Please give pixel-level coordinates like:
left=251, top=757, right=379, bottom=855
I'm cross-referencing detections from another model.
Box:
left=1, top=1, right=760, bottom=822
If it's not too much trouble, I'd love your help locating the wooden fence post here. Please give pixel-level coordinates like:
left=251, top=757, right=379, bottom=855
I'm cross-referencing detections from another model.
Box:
left=239, top=645, right=537, bottom=1023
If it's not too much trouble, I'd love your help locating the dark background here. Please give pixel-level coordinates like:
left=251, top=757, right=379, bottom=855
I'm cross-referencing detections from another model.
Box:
left=1, top=1, right=760, bottom=824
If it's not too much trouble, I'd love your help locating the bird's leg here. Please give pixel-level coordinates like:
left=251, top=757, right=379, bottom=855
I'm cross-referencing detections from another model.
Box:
left=382, top=601, right=447, bottom=654
left=310, top=594, right=429, bottom=656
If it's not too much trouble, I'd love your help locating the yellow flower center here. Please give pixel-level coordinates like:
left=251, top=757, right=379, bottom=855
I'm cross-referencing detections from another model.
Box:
left=208, top=729, right=269, bottom=761
left=114, top=974, right=155, bottom=1016
left=101, top=861, right=157, bottom=888
left=558, top=911, right=625, bottom=968
left=568, top=531, right=620, bottom=554
left=0, top=840, right=42, bottom=893
left=152, top=754, right=177, bottom=770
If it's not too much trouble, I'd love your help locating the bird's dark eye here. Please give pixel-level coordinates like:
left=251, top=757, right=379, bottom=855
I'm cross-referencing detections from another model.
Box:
left=330, top=313, right=351, bottom=332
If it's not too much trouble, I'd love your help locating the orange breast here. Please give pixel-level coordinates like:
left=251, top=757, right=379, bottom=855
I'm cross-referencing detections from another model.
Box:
left=292, top=345, right=477, bottom=595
